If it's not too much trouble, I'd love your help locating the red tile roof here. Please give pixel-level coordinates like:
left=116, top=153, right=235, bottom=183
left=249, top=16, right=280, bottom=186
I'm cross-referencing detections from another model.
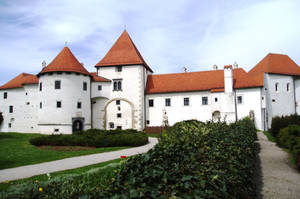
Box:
left=90, top=72, right=111, bottom=82
left=0, top=73, right=38, bottom=90
left=95, top=30, right=153, bottom=72
left=146, top=68, right=263, bottom=94
left=39, top=46, right=90, bottom=76
left=249, top=53, right=300, bottom=76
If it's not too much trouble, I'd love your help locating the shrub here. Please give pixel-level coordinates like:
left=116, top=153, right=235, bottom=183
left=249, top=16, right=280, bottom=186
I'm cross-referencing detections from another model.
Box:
left=270, top=114, right=300, bottom=138
left=278, top=125, right=300, bottom=149
left=30, top=129, right=148, bottom=148
left=292, top=138, right=300, bottom=170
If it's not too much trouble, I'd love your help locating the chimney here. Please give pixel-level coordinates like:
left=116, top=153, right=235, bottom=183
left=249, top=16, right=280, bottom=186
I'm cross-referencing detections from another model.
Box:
left=183, top=67, right=187, bottom=73
left=42, top=60, right=46, bottom=68
left=213, top=64, right=218, bottom=70
left=224, top=65, right=233, bottom=93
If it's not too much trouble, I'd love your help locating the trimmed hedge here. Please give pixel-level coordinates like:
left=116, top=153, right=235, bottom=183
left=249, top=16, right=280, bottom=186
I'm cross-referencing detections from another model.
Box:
left=29, top=129, right=148, bottom=148
left=277, top=125, right=300, bottom=170
left=270, top=114, right=300, bottom=138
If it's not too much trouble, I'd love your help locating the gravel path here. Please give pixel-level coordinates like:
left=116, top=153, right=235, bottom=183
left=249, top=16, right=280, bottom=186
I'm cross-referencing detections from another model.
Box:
left=0, top=137, right=158, bottom=183
left=257, top=132, right=300, bottom=199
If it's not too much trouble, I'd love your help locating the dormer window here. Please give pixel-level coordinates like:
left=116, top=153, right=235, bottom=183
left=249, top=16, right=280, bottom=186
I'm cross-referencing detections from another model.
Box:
left=116, top=66, right=122, bottom=72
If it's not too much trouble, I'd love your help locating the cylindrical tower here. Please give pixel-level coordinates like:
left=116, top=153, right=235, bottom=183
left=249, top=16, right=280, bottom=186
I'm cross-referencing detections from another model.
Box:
left=37, top=46, right=91, bottom=134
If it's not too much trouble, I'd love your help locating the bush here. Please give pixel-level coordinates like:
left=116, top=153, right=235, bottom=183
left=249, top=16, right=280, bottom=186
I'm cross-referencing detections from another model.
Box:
left=278, top=125, right=300, bottom=149
left=292, top=138, right=300, bottom=170
left=270, top=114, right=300, bottom=138
left=29, top=129, right=148, bottom=148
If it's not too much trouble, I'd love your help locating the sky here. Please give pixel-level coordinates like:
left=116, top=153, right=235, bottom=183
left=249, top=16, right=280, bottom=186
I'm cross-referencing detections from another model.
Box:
left=0, top=0, right=300, bottom=85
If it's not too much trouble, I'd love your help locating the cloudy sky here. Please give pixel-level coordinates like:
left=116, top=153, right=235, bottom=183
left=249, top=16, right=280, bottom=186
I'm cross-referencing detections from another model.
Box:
left=0, top=0, right=299, bottom=85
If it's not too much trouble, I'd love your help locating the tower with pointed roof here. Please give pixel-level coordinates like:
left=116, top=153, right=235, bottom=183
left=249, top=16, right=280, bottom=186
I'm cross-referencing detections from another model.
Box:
left=37, top=46, right=92, bottom=134
left=94, top=30, right=152, bottom=131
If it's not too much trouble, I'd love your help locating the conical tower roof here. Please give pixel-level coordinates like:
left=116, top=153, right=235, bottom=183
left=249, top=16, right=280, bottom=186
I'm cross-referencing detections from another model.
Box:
left=39, top=46, right=90, bottom=76
left=95, top=30, right=153, bottom=72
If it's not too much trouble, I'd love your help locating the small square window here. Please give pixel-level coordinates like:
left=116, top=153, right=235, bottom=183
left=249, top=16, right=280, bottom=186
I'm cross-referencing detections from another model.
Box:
left=184, top=98, right=189, bottom=106
left=165, top=98, right=171, bottom=106
left=26, top=102, right=30, bottom=105
left=272, top=99, right=276, bottom=102
left=83, top=82, right=87, bottom=91
left=116, top=100, right=120, bottom=105
left=55, top=80, right=61, bottom=89
left=77, top=102, right=82, bottom=109
left=57, top=101, right=62, bottom=108
left=202, top=97, right=208, bottom=105
left=237, top=96, right=243, bottom=104
left=8, top=123, right=11, bottom=128
left=146, top=120, right=150, bottom=125
left=98, top=85, right=102, bottom=91
left=149, top=99, right=154, bottom=107
left=118, top=106, right=121, bottom=111
left=9, top=105, right=13, bottom=113
left=117, top=113, right=122, bottom=118
left=3, top=92, right=7, bottom=99
left=116, top=66, right=122, bottom=72
left=214, top=97, right=218, bottom=102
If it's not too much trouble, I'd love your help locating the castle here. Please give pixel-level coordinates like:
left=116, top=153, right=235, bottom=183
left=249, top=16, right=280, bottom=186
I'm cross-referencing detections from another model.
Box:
left=1, top=30, right=300, bottom=134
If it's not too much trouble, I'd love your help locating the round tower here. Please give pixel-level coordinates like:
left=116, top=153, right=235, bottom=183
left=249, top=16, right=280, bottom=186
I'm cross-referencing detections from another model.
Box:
left=37, top=47, right=91, bottom=134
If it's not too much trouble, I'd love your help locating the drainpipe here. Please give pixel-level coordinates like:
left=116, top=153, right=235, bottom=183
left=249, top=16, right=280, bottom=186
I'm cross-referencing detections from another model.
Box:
left=234, top=89, right=238, bottom=121
left=143, top=67, right=147, bottom=130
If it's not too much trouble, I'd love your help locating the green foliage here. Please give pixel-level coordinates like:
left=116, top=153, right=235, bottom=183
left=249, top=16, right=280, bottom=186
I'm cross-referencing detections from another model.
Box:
left=277, top=125, right=300, bottom=170
left=29, top=129, right=148, bottom=148
left=270, top=114, right=300, bottom=138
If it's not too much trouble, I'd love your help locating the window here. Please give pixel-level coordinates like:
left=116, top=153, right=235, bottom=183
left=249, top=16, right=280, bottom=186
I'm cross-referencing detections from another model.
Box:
left=83, top=82, right=87, bottom=91
left=184, top=98, right=189, bottom=106
left=8, top=123, right=11, bottom=128
left=113, top=79, right=122, bottom=91
left=40, top=102, right=42, bottom=109
left=77, top=102, right=82, bottom=109
left=98, top=85, right=102, bottom=91
left=272, top=99, right=276, bottom=102
left=287, top=83, right=290, bottom=92
left=3, top=92, right=7, bottom=99
left=109, top=122, right=114, bottom=129
left=117, top=113, right=122, bottom=118
left=9, top=105, right=13, bottom=113
left=116, top=66, right=122, bottom=72
left=214, top=97, right=218, bottom=102
left=26, top=102, right=30, bottom=105
left=118, top=107, right=121, bottom=111
left=202, top=97, right=208, bottom=105
left=57, top=101, right=62, bottom=108
left=149, top=99, right=154, bottom=107
left=146, top=120, right=150, bottom=125
left=116, top=100, right=120, bottom=105
left=117, top=126, right=122, bottom=130
left=237, top=96, right=243, bottom=104
left=55, top=80, right=61, bottom=89
left=275, top=83, right=279, bottom=92
left=165, top=98, right=171, bottom=106
left=54, top=129, right=59, bottom=132
left=39, top=82, right=42, bottom=91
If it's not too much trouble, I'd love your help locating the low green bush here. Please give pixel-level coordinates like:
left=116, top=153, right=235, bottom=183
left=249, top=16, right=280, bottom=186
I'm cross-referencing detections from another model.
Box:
left=29, top=129, right=148, bottom=148
left=292, top=138, right=300, bottom=170
left=270, top=114, right=300, bottom=138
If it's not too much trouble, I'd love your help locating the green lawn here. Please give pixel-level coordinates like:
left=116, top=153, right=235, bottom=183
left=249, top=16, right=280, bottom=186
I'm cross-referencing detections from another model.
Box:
left=0, top=158, right=121, bottom=191
left=0, top=133, right=129, bottom=170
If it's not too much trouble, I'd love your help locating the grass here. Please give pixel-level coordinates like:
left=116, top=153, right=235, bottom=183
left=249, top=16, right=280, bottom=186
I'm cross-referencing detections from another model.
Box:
left=0, top=132, right=130, bottom=170
left=262, top=131, right=276, bottom=142
left=0, top=158, right=121, bottom=191
left=147, top=133, right=161, bottom=138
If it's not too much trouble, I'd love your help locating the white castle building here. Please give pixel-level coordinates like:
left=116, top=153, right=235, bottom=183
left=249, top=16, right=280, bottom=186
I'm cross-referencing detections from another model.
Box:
left=1, top=30, right=300, bottom=134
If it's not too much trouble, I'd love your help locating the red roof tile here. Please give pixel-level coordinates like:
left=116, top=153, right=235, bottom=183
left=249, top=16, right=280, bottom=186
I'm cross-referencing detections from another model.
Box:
left=39, top=46, right=90, bottom=76
left=90, top=72, right=111, bottom=82
left=0, top=73, right=38, bottom=90
left=249, top=53, right=300, bottom=76
left=95, top=30, right=153, bottom=72
left=146, top=68, right=263, bottom=94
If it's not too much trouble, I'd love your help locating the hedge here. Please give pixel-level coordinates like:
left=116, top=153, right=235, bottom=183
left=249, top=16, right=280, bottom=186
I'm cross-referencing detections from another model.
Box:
left=2, top=119, right=258, bottom=199
left=270, top=114, right=300, bottom=138
left=29, top=129, right=148, bottom=148
left=277, top=125, right=300, bottom=170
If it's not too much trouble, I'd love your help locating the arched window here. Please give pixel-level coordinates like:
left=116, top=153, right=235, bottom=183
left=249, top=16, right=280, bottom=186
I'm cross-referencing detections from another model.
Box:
left=275, top=83, right=279, bottom=92
left=287, top=83, right=290, bottom=92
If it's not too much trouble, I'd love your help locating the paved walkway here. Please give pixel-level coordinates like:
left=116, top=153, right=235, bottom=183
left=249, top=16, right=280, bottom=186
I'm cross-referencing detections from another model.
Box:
left=0, top=137, right=158, bottom=183
left=256, top=132, right=300, bottom=199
